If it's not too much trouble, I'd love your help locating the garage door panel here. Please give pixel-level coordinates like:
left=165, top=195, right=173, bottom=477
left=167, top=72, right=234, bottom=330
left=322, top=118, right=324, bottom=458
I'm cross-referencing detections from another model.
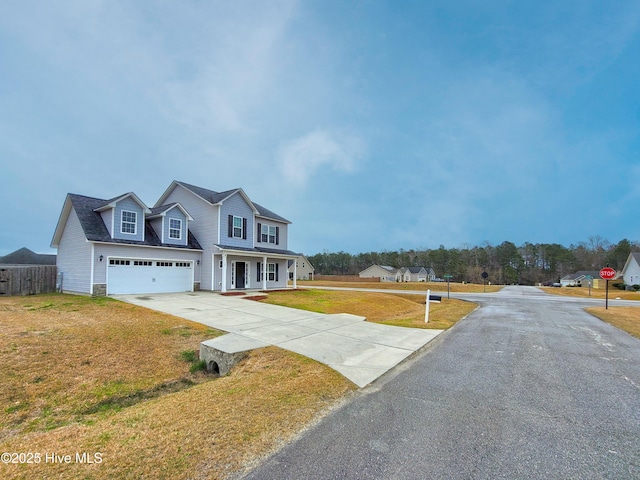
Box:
left=107, top=259, right=193, bottom=294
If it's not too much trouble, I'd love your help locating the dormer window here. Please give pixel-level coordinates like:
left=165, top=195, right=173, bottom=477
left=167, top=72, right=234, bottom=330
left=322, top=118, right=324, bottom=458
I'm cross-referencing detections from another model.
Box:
left=121, top=210, right=137, bottom=234
left=169, top=218, right=182, bottom=239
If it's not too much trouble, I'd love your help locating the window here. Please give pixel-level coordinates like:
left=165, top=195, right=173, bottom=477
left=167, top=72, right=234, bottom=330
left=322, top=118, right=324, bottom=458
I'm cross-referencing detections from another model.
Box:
left=121, top=210, right=137, bottom=234
left=157, top=261, right=173, bottom=267
left=169, top=218, right=182, bottom=239
left=261, top=225, right=277, bottom=244
left=133, top=260, right=152, bottom=266
left=258, top=223, right=279, bottom=244
left=175, top=262, right=190, bottom=267
left=267, top=263, right=276, bottom=281
left=109, top=259, right=130, bottom=265
left=233, top=216, right=243, bottom=238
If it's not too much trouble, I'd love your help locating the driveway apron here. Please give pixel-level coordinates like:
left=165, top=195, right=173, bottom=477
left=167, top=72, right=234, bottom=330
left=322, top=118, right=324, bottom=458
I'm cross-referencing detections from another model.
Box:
left=114, top=291, right=442, bottom=387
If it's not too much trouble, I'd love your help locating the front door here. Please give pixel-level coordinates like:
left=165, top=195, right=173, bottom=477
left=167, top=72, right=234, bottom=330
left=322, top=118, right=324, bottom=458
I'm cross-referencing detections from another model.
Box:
left=235, top=262, right=246, bottom=289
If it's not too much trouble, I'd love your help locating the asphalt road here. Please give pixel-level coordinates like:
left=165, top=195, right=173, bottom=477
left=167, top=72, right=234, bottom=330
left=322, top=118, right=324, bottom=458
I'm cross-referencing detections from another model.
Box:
left=238, top=286, right=640, bottom=479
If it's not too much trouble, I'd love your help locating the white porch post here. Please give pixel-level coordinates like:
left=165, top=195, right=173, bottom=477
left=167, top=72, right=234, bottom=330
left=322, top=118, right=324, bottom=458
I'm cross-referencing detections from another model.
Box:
left=293, top=258, right=297, bottom=289
left=262, top=256, right=267, bottom=290
left=221, top=253, right=228, bottom=293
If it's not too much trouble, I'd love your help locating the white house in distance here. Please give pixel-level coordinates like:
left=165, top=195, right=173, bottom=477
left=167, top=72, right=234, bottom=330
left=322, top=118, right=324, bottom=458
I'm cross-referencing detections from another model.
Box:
left=359, top=265, right=436, bottom=283
left=288, top=255, right=315, bottom=280
left=359, top=265, right=398, bottom=282
left=621, top=252, right=640, bottom=287
left=51, top=181, right=300, bottom=295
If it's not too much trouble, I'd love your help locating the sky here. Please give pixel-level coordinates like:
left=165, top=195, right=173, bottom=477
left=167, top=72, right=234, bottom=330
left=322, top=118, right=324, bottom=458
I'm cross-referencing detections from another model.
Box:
left=1, top=0, right=639, bottom=257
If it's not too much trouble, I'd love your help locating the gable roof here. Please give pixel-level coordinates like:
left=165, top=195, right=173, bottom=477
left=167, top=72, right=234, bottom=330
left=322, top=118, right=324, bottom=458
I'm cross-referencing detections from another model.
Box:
left=0, top=247, right=56, bottom=265
left=157, top=181, right=291, bottom=224
left=93, top=192, right=152, bottom=214
left=622, top=252, right=640, bottom=274
left=561, top=271, right=600, bottom=281
left=148, top=203, right=194, bottom=221
left=51, top=193, right=202, bottom=250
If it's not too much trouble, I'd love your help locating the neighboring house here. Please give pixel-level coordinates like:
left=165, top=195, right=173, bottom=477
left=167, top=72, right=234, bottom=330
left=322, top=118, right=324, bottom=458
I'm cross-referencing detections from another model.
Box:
left=51, top=181, right=299, bottom=295
left=0, top=247, right=56, bottom=265
left=288, top=255, right=315, bottom=280
left=400, top=267, right=436, bottom=282
left=560, top=271, right=600, bottom=287
left=359, top=265, right=398, bottom=282
left=621, top=252, right=640, bottom=286
left=360, top=265, right=436, bottom=283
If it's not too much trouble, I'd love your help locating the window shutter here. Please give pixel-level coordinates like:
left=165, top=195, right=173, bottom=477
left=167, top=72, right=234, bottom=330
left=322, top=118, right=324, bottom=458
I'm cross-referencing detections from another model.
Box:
left=228, top=215, right=233, bottom=238
left=275, top=263, right=279, bottom=281
left=257, top=261, right=261, bottom=281
left=275, top=227, right=279, bottom=245
left=257, top=223, right=262, bottom=243
left=242, top=218, right=247, bottom=239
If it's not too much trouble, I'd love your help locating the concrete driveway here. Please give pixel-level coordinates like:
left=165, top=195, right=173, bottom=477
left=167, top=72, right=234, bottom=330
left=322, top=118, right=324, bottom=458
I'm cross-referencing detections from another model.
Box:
left=114, top=291, right=443, bottom=387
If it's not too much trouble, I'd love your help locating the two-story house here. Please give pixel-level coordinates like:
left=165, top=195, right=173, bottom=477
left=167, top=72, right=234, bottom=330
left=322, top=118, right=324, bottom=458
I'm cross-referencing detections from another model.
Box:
left=51, top=181, right=299, bottom=295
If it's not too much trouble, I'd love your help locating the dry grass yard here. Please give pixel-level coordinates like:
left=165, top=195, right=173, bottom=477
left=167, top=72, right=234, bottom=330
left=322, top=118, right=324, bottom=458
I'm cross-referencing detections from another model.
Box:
left=260, top=288, right=477, bottom=330
left=540, top=286, right=640, bottom=301
left=296, top=280, right=502, bottom=293
left=0, top=294, right=353, bottom=479
left=586, top=307, right=640, bottom=339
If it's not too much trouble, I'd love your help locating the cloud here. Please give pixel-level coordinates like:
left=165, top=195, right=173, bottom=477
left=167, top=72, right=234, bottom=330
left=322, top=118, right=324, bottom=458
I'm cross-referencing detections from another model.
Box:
left=276, top=130, right=364, bottom=185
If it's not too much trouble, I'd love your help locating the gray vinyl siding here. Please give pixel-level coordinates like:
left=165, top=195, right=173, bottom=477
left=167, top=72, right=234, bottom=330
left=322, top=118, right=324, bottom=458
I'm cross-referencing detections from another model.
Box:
left=113, top=197, right=145, bottom=242
left=162, top=185, right=219, bottom=290
left=100, top=209, right=113, bottom=237
left=221, top=192, right=254, bottom=248
left=57, top=207, right=92, bottom=294
left=93, top=244, right=201, bottom=285
left=150, top=218, right=163, bottom=242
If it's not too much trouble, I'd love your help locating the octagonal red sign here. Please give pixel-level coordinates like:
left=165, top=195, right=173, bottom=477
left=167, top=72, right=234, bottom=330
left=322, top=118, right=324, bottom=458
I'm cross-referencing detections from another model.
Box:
left=599, top=267, right=616, bottom=280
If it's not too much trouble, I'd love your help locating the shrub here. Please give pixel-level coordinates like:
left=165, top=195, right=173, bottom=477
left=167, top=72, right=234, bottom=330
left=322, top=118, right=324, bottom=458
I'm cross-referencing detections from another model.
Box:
left=633, top=284, right=640, bottom=292
left=179, top=350, right=198, bottom=363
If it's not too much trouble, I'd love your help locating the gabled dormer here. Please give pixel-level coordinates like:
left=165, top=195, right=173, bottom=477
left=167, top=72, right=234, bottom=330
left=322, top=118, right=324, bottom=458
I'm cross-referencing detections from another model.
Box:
left=148, top=203, right=193, bottom=246
left=93, top=192, right=151, bottom=242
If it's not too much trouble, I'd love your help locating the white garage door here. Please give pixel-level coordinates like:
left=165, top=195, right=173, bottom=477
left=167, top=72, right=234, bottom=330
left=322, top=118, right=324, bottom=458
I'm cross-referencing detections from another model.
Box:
left=107, top=259, right=193, bottom=294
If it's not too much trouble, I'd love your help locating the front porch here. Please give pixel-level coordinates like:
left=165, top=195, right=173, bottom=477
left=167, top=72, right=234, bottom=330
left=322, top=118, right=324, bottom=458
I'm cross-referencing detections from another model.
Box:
left=212, top=245, right=299, bottom=293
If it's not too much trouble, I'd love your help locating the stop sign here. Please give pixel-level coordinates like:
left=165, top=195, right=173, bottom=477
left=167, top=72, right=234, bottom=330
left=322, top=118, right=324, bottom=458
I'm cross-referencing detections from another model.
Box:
left=599, top=267, right=616, bottom=280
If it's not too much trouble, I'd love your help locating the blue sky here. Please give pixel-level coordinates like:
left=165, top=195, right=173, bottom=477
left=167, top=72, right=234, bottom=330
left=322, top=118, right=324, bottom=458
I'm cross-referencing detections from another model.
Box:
left=1, top=1, right=639, bottom=257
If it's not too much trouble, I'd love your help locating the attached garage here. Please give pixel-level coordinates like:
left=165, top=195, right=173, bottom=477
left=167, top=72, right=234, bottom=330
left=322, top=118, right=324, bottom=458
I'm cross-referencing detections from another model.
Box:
left=107, top=258, right=193, bottom=294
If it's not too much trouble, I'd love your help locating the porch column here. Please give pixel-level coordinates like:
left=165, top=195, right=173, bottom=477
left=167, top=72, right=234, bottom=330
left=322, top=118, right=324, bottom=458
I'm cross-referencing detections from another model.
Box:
left=221, top=253, right=228, bottom=293
left=293, top=258, right=297, bottom=289
left=262, top=256, right=268, bottom=290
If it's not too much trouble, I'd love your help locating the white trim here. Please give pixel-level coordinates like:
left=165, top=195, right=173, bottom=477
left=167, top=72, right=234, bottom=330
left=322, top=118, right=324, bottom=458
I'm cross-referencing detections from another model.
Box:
left=169, top=218, right=182, bottom=240
left=217, top=208, right=221, bottom=244
left=89, top=241, right=202, bottom=252
left=120, top=210, right=137, bottom=235
left=90, top=243, right=95, bottom=294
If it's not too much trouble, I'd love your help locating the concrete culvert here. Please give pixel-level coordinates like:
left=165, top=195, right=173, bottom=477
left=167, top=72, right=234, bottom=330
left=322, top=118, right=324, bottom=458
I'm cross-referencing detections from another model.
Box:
left=208, top=361, right=220, bottom=376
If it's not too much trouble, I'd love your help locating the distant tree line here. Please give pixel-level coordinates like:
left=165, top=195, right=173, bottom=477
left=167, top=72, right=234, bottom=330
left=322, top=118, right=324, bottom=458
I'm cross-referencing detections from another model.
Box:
left=307, top=237, right=640, bottom=285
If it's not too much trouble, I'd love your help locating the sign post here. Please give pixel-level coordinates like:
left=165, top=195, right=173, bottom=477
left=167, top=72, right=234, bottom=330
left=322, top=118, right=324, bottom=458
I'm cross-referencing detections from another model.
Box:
left=599, top=267, right=617, bottom=310
left=444, top=274, right=453, bottom=299
left=481, top=271, right=488, bottom=293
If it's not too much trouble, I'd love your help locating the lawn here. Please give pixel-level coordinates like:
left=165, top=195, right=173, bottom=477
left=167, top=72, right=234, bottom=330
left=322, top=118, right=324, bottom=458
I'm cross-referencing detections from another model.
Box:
left=586, top=307, right=640, bottom=339
left=539, top=286, right=640, bottom=301
left=260, top=288, right=477, bottom=330
left=295, top=280, right=502, bottom=293
left=0, top=294, right=353, bottom=479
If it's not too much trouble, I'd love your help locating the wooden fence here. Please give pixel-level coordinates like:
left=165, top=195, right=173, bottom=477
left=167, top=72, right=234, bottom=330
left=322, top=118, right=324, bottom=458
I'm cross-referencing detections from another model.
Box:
left=0, top=266, right=58, bottom=296
left=313, top=275, right=380, bottom=283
